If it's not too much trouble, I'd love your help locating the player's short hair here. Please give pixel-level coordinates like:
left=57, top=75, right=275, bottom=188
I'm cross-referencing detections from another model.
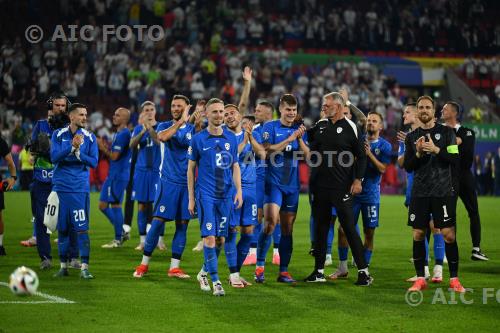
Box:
left=323, top=92, right=345, bottom=106
left=224, top=104, right=240, bottom=112
left=405, top=102, right=417, bottom=108
left=140, top=101, right=155, bottom=111
left=446, top=101, right=460, bottom=113
left=279, top=94, right=297, bottom=106
left=417, top=95, right=435, bottom=108
left=243, top=115, right=256, bottom=122
left=368, top=111, right=384, bottom=123
left=205, top=98, right=224, bottom=109
left=68, top=103, right=87, bottom=113
left=257, top=100, right=274, bottom=113
left=172, top=94, right=190, bottom=105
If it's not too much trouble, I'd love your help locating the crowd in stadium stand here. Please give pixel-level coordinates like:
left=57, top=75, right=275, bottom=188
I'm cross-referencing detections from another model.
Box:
left=0, top=0, right=499, bottom=195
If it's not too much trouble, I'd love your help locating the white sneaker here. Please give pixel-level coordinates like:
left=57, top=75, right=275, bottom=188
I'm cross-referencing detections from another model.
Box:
left=325, top=254, right=333, bottom=266
left=197, top=271, right=211, bottom=292
left=228, top=273, right=244, bottom=288
left=193, top=240, right=204, bottom=252
left=101, top=240, right=122, bottom=248
left=212, top=281, right=225, bottom=296
left=406, top=266, right=430, bottom=282
left=431, top=265, right=443, bottom=283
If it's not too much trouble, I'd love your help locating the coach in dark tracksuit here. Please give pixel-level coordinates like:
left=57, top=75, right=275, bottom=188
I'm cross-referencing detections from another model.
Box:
left=306, top=92, right=373, bottom=286
left=441, top=102, right=488, bottom=261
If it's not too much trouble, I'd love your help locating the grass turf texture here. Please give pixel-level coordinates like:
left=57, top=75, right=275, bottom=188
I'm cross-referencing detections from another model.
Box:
left=1, top=192, right=499, bottom=332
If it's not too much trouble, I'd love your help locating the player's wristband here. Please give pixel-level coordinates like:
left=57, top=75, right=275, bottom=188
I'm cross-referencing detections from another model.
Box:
left=10, top=175, right=17, bottom=181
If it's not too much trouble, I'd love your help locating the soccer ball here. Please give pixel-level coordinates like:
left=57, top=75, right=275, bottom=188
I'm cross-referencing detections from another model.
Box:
left=9, top=266, right=39, bottom=296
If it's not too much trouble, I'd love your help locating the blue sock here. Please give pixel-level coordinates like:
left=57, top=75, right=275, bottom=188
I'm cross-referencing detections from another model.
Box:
left=278, top=234, right=293, bottom=273
left=237, top=233, right=253, bottom=271
left=338, top=247, right=348, bottom=261
left=58, top=232, right=69, bottom=264
left=111, top=207, right=123, bottom=241
left=204, top=246, right=219, bottom=282
left=78, top=232, right=90, bottom=265
left=256, top=231, right=272, bottom=266
left=101, top=206, right=114, bottom=225
left=251, top=222, right=262, bottom=248
left=424, top=236, right=429, bottom=266
left=137, top=210, right=147, bottom=235
left=69, top=230, right=79, bottom=259
left=171, top=223, right=188, bottom=260
left=364, top=248, right=373, bottom=266
left=225, top=229, right=238, bottom=273
left=273, top=224, right=281, bottom=249
left=309, top=215, right=316, bottom=244
left=327, top=223, right=335, bottom=255
left=143, top=219, right=163, bottom=256
left=434, top=234, right=445, bottom=265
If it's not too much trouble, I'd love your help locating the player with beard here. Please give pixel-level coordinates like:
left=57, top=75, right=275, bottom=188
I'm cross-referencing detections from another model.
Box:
left=133, top=96, right=194, bottom=279
left=399, top=103, right=446, bottom=283
left=98, top=108, right=131, bottom=248
left=51, top=103, right=98, bottom=279
left=223, top=105, right=265, bottom=287
left=404, top=96, right=465, bottom=292
left=441, top=102, right=488, bottom=261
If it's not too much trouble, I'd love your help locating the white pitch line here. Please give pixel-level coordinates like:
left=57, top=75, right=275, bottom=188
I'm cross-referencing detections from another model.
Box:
left=0, top=282, right=76, bottom=304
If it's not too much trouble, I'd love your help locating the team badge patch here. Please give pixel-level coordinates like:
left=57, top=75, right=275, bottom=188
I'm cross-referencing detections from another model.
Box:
left=410, top=214, right=416, bottom=222
left=186, top=132, right=192, bottom=140
left=434, top=134, right=441, bottom=141
left=263, top=132, right=269, bottom=140
left=160, top=206, right=165, bottom=213
left=337, top=127, right=343, bottom=134
left=225, top=143, right=230, bottom=150
left=188, top=146, right=192, bottom=155
left=206, top=223, right=212, bottom=231
left=467, top=131, right=472, bottom=136
left=375, top=148, right=380, bottom=155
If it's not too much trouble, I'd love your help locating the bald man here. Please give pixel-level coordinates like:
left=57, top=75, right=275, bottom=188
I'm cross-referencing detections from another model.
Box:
left=97, top=108, right=132, bottom=248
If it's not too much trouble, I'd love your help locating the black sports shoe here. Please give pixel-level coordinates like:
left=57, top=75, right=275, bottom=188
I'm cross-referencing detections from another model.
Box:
left=0, top=245, right=5, bottom=256
left=471, top=249, right=489, bottom=261
left=304, top=271, right=326, bottom=283
left=354, top=270, right=373, bottom=286
left=308, top=248, right=315, bottom=256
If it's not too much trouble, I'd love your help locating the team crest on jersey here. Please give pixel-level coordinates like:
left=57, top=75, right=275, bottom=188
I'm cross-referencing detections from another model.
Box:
left=434, top=133, right=441, bottom=141
left=337, top=127, right=343, bottom=134
left=263, top=132, right=269, bottom=140
left=206, top=223, right=212, bottom=231
left=160, top=206, right=165, bottom=213
left=410, top=214, right=415, bottom=222
left=225, top=143, right=230, bottom=150
left=186, top=132, right=192, bottom=140
left=467, top=131, right=472, bottom=136
left=375, top=148, right=380, bottom=155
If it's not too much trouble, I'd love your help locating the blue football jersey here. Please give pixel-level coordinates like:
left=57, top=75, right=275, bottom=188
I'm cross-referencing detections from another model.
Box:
left=357, top=136, right=392, bottom=203
left=398, top=140, right=413, bottom=204
left=108, top=128, right=131, bottom=181
left=32, top=120, right=55, bottom=183
left=132, top=124, right=161, bottom=172
left=51, top=127, right=98, bottom=193
left=157, top=121, right=195, bottom=185
left=253, top=123, right=267, bottom=182
left=188, top=128, right=238, bottom=199
left=262, top=120, right=308, bottom=192
left=234, top=130, right=262, bottom=189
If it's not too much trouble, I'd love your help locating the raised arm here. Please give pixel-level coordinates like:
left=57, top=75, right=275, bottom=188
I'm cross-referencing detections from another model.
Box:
left=238, top=66, right=252, bottom=115
left=158, top=104, right=191, bottom=142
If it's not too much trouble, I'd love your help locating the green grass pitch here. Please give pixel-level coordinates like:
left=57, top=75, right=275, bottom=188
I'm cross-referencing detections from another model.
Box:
left=1, top=192, right=499, bottom=332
